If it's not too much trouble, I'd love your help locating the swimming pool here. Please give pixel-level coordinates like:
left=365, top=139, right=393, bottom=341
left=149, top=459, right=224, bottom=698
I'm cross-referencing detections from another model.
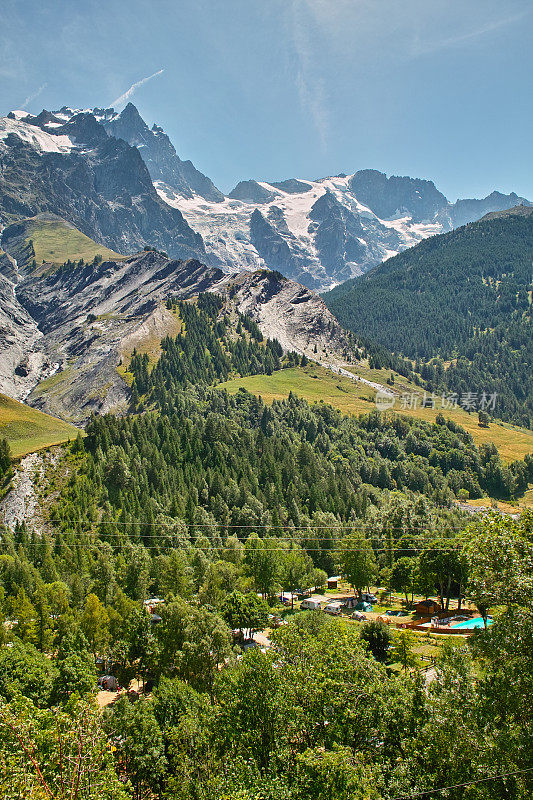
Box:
left=451, top=617, right=492, bottom=630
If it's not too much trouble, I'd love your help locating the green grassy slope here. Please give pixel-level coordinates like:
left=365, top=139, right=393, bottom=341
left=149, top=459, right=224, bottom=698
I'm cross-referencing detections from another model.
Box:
left=0, top=393, right=80, bottom=458
left=218, top=364, right=533, bottom=464
left=1, top=217, right=124, bottom=269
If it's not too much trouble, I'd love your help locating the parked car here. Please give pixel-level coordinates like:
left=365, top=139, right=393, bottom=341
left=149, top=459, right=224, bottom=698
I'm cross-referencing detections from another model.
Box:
left=300, top=598, right=322, bottom=611
left=296, top=588, right=312, bottom=600
left=323, top=601, right=343, bottom=616
left=361, top=592, right=378, bottom=603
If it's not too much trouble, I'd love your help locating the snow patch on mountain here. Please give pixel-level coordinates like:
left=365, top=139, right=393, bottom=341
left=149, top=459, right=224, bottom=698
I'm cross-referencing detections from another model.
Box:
left=0, top=118, right=74, bottom=153
left=156, top=174, right=439, bottom=289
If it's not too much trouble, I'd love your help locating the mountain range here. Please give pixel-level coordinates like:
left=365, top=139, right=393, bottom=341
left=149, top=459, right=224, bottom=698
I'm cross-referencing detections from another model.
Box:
left=0, top=100, right=531, bottom=430
left=0, top=103, right=530, bottom=290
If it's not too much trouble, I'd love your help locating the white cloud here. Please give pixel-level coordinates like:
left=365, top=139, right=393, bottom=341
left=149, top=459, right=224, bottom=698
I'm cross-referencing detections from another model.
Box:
left=288, top=0, right=330, bottom=149
left=411, top=11, right=529, bottom=56
left=21, top=82, right=47, bottom=110
left=110, top=68, right=164, bottom=109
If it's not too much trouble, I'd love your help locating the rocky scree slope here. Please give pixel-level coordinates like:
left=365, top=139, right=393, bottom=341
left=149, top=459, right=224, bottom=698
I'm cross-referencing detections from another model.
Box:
left=0, top=224, right=350, bottom=423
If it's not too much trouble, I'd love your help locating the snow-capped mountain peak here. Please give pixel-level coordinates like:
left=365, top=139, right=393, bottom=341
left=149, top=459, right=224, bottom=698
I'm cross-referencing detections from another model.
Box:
left=1, top=102, right=530, bottom=290
left=156, top=171, right=444, bottom=289
left=1, top=115, right=75, bottom=153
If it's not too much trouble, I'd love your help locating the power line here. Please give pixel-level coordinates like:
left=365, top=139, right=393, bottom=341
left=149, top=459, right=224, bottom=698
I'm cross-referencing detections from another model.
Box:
left=31, top=540, right=471, bottom=553
left=46, top=528, right=462, bottom=539
left=29, top=520, right=462, bottom=528
left=391, top=766, right=533, bottom=799
left=21, top=525, right=466, bottom=539
left=10, top=524, right=469, bottom=549
left=10, top=520, right=464, bottom=531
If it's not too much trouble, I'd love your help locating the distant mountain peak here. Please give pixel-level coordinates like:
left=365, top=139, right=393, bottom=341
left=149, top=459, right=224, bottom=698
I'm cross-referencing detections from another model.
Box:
left=121, top=101, right=142, bottom=116
left=102, top=104, right=224, bottom=202
left=228, top=179, right=279, bottom=204
left=348, top=169, right=447, bottom=223
left=480, top=203, right=533, bottom=222
left=57, top=112, right=109, bottom=146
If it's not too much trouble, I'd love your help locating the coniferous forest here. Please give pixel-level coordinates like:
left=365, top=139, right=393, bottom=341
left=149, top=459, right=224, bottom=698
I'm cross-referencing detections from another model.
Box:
left=1, top=295, right=533, bottom=799
left=325, top=211, right=533, bottom=427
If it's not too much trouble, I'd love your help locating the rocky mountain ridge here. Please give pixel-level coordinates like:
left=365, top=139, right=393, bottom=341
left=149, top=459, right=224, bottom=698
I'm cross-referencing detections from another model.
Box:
left=0, top=110, right=206, bottom=263
left=158, top=170, right=531, bottom=289
left=1, top=104, right=529, bottom=290
left=0, top=219, right=349, bottom=423
left=101, top=102, right=225, bottom=203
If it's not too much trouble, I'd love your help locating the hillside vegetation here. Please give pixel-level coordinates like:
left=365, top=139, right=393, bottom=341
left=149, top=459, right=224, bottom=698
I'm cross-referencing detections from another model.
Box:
left=325, top=209, right=533, bottom=427
left=0, top=393, right=79, bottom=457
left=1, top=216, right=123, bottom=269
left=219, top=364, right=533, bottom=464
left=2, top=295, right=533, bottom=799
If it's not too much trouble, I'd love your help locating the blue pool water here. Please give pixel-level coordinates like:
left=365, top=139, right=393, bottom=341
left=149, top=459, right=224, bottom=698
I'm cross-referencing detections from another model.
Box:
left=452, top=617, right=492, bottom=630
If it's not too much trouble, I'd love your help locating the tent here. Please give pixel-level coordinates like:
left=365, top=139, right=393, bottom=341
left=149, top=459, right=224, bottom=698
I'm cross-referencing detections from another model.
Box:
left=98, top=675, right=118, bottom=691
left=342, top=596, right=358, bottom=610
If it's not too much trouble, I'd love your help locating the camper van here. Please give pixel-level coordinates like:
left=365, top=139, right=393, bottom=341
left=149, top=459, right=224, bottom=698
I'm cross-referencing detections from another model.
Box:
left=300, top=598, right=322, bottom=611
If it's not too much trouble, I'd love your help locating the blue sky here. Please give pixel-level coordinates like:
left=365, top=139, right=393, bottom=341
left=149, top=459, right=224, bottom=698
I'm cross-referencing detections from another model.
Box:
left=1, top=0, right=532, bottom=199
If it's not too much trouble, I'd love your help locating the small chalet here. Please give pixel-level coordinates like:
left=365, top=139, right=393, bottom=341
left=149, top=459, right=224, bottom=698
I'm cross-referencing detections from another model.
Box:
left=415, top=599, right=441, bottom=615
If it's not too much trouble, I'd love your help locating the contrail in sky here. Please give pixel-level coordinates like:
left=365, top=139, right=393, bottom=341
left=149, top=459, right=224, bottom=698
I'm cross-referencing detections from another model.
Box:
left=110, top=69, right=164, bottom=108
left=21, top=82, right=47, bottom=109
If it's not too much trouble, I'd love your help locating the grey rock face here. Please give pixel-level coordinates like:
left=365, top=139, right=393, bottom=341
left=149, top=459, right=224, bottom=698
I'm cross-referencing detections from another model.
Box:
left=0, top=116, right=205, bottom=261
left=0, top=246, right=224, bottom=420
left=229, top=180, right=278, bottom=204
left=446, top=191, right=532, bottom=228
left=270, top=178, right=313, bottom=194
left=250, top=208, right=322, bottom=288
left=308, top=191, right=367, bottom=282
left=57, top=112, right=109, bottom=147
left=104, top=103, right=224, bottom=202
left=348, top=170, right=532, bottom=232
left=348, top=169, right=448, bottom=223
